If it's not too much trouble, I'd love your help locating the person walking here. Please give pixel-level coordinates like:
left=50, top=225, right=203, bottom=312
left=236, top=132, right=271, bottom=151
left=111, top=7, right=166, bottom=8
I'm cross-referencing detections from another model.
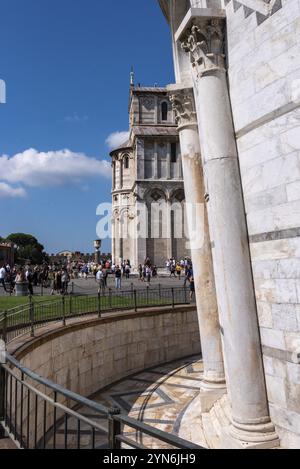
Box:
left=96, top=268, right=105, bottom=293
left=138, top=264, right=143, bottom=281
left=61, top=270, right=70, bottom=295
left=125, top=263, right=131, bottom=279
left=102, top=267, right=108, bottom=288
left=26, top=268, right=34, bottom=296
left=115, top=266, right=122, bottom=290
left=176, top=263, right=182, bottom=280
left=146, top=265, right=151, bottom=284
left=0, top=265, right=7, bottom=292
left=189, top=276, right=195, bottom=301
left=56, top=270, right=62, bottom=294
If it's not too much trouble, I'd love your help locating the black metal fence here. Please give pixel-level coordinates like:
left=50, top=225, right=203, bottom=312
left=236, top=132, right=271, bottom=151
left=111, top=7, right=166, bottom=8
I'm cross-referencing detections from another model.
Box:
left=0, top=287, right=190, bottom=345
left=0, top=353, right=204, bottom=450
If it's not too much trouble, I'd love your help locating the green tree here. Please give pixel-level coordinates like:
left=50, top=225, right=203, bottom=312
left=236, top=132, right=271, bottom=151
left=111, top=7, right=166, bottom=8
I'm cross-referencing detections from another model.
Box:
left=6, top=233, right=47, bottom=265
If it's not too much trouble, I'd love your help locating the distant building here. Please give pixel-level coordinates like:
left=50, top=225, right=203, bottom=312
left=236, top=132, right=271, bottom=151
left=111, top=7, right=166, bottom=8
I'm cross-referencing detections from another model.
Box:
left=110, top=80, right=190, bottom=268
left=56, top=251, right=73, bottom=259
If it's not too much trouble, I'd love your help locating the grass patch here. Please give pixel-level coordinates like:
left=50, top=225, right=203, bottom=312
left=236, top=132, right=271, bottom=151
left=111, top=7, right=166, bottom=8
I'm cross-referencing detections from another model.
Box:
left=0, top=295, right=59, bottom=312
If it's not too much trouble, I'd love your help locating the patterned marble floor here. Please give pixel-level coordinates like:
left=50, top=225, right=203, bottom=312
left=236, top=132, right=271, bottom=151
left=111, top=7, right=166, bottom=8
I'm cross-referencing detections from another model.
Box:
left=46, top=355, right=204, bottom=449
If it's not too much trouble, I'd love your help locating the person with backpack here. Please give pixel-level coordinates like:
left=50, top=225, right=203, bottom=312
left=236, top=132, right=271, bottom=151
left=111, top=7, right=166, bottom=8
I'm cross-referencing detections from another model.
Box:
left=115, top=266, right=122, bottom=290
left=125, top=263, right=131, bottom=279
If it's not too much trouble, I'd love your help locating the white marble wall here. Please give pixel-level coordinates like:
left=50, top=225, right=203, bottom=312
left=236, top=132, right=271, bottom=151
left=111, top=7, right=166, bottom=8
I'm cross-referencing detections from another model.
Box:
left=227, top=0, right=300, bottom=446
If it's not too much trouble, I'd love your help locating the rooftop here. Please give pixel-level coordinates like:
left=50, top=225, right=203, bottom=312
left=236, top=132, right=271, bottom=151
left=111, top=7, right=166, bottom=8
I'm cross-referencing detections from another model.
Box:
left=131, top=86, right=167, bottom=93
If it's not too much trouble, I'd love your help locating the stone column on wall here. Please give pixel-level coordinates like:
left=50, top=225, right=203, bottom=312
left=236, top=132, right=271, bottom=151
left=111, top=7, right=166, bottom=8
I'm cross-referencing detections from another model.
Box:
left=166, top=197, right=173, bottom=260
left=166, top=143, right=171, bottom=179
left=154, top=141, right=158, bottom=179
left=169, top=86, right=226, bottom=410
left=179, top=16, right=279, bottom=448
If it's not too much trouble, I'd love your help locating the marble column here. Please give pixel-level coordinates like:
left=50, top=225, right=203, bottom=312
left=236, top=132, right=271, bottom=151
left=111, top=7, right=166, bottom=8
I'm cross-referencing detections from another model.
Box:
left=154, top=141, right=158, bottom=179
left=169, top=86, right=226, bottom=408
left=167, top=198, right=173, bottom=260
left=166, top=143, right=171, bottom=179
left=180, top=18, right=278, bottom=447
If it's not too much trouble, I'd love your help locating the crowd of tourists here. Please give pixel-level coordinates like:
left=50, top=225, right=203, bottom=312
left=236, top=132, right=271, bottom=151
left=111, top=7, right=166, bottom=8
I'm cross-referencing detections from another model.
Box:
left=166, top=257, right=195, bottom=300
left=94, top=260, right=131, bottom=291
left=0, top=256, right=195, bottom=300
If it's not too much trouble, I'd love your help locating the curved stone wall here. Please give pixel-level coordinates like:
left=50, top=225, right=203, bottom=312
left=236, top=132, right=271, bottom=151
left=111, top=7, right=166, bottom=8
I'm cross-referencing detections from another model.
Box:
left=12, top=305, right=200, bottom=400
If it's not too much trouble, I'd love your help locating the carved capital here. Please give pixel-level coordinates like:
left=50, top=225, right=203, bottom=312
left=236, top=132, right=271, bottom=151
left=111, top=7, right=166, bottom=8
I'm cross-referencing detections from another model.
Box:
left=169, top=88, right=197, bottom=129
left=181, top=19, right=226, bottom=77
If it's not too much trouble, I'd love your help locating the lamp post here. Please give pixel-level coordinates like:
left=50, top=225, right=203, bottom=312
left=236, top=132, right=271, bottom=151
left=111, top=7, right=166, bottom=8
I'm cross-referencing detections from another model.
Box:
left=94, top=240, right=102, bottom=265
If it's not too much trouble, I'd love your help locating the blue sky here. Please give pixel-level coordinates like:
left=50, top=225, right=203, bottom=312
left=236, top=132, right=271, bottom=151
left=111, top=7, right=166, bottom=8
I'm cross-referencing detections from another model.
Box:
left=0, top=0, right=174, bottom=255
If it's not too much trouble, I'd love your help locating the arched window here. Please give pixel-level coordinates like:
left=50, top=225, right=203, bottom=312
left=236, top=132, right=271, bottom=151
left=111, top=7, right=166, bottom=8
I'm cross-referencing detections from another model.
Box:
left=124, top=155, right=129, bottom=170
left=161, top=102, right=168, bottom=121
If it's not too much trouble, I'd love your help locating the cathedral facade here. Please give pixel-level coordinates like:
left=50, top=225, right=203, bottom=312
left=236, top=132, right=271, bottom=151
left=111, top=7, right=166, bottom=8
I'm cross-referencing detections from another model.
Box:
left=111, top=84, right=190, bottom=268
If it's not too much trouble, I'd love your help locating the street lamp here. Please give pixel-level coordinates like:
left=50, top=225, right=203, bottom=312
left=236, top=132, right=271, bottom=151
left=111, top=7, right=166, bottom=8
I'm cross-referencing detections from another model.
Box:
left=94, top=240, right=102, bottom=264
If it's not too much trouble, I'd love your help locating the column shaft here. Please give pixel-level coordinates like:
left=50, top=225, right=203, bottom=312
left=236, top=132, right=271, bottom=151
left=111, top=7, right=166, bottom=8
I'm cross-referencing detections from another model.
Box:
left=180, top=19, right=278, bottom=444
left=179, top=123, right=225, bottom=387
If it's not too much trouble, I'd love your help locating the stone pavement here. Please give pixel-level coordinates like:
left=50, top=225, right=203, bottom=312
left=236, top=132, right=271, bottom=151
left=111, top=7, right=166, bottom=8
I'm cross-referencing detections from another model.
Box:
left=0, top=273, right=188, bottom=297
left=47, top=355, right=206, bottom=449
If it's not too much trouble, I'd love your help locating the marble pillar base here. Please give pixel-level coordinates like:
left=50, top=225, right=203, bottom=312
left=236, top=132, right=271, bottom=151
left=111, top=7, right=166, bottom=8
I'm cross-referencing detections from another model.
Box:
left=220, top=421, right=280, bottom=449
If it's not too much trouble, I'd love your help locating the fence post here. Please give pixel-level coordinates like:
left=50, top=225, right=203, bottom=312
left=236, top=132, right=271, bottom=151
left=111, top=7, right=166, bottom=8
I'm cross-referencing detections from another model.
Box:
left=146, top=285, right=149, bottom=306
left=109, top=288, right=112, bottom=309
left=134, top=290, right=137, bottom=312
left=158, top=283, right=162, bottom=302
left=131, top=282, right=134, bottom=300
left=108, top=408, right=121, bottom=449
left=29, top=296, right=35, bottom=337
left=62, top=295, right=66, bottom=327
left=171, top=288, right=175, bottom=310
left=0, top=340, right=6, bottom=438
left=2, top=312, right=7, bottom=344
left=69, top=294, right=73, bottom=317
left=98, top=292, right=101, bottom=318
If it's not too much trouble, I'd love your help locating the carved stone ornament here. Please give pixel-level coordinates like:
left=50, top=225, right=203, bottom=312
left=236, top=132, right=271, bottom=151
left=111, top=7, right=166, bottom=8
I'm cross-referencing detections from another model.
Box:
left=181, top=19, right=226, bottom=77
left=141, top=96, right=155, bottom=110
left=169, top=88, right=197, bottom=128
left=128, top=210, right=135, bottom=220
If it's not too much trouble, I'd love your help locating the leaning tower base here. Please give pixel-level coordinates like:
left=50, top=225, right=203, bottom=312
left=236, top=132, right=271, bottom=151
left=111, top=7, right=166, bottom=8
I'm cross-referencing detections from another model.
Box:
left=179, top=393, right=280, bottom=449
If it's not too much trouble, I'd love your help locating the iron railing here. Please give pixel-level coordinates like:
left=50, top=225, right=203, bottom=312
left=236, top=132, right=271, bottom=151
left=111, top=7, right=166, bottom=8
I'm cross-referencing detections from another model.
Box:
left=0, top=353, right=204, bottom=450
left=0, top=287, right=190, bottom=345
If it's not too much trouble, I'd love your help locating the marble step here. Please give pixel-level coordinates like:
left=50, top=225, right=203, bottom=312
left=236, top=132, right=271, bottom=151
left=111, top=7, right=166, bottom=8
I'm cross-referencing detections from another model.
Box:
left=201, top=413, right=221, bottom=449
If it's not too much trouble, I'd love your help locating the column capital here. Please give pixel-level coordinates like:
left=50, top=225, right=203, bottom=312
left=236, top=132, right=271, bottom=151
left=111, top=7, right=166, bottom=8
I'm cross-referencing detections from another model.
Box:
left=180, top=18, right=226, bottom=78
left=169, top=87, right=198, bottom=130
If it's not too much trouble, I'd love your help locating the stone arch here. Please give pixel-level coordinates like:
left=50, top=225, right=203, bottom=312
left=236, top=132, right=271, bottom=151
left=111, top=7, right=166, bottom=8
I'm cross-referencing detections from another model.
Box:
left=144, top=187, right=167, bottom=203
left=170, top=188, right=185, bottom=203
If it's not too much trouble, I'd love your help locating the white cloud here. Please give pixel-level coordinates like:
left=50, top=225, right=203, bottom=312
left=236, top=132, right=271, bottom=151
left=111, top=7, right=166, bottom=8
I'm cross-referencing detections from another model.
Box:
left=0, top=148, right=111, bottom=188
left=106, top=131, right=130, bottom=151
left=0, top=182, right=26, bottom=198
